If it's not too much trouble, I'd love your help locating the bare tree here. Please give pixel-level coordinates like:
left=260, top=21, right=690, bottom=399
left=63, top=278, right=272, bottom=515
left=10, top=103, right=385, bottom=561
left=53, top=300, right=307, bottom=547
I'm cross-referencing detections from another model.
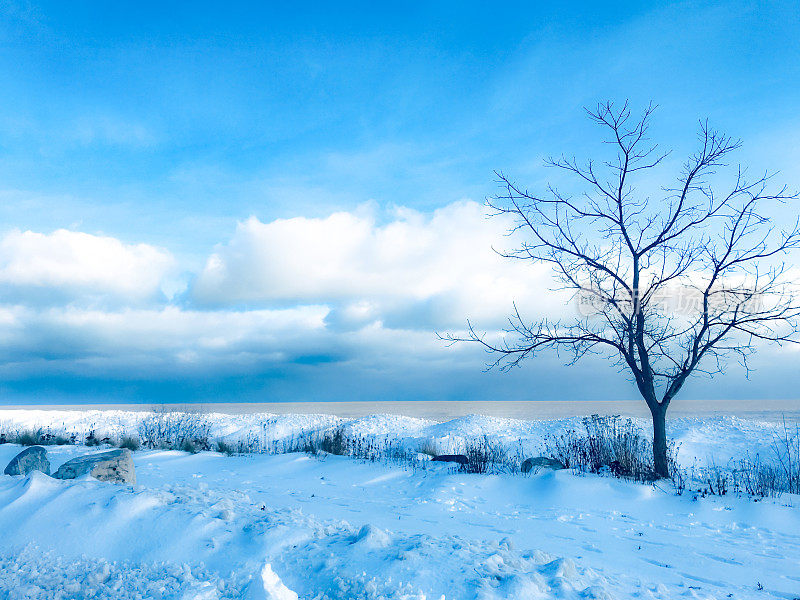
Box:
left=444, top=102, right=800, bottom=478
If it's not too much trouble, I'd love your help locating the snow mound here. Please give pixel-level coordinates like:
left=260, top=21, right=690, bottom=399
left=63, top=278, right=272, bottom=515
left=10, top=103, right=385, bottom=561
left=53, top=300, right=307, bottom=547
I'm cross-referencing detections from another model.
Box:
left=255, top=563, right=299, bottom=600
left=0, top=545, right=248, bottom=599
left=341, top=414, right=433, bottom=438
left=351, top=524, right=392, bottom=548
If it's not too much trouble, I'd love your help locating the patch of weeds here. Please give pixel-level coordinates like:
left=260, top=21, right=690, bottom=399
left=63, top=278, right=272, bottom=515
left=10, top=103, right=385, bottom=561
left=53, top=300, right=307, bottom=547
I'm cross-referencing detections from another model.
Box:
left=118, top=436, right=140, bottom=452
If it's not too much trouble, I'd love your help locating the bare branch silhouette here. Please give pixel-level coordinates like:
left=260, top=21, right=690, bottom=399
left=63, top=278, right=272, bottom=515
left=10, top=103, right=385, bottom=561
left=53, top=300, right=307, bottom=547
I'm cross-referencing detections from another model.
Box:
left=441, top=102, right=800, bottom=477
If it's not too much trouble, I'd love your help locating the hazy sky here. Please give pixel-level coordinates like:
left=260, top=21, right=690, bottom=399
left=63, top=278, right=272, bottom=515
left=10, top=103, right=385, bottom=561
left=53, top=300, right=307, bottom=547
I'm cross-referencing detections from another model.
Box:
left=0, top=1, right=799, bottom=404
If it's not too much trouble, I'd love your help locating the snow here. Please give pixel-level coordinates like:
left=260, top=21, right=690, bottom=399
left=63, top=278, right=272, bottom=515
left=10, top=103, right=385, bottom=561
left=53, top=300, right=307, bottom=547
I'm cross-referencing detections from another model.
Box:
left=0, top=407, right=791, bottom=467
left=0, top=409, right=799, bottom=599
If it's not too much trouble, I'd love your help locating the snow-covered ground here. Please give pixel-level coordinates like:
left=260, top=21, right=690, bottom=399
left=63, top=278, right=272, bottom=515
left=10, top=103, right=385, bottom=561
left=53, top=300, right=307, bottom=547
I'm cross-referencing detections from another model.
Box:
left=0, top=409, right=799, bottom=599
left=0, top=408, right=793, bottom=468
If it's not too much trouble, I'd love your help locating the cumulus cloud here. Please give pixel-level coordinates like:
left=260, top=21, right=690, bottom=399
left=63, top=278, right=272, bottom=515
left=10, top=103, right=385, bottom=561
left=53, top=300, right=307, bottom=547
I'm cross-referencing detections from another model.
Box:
left=193, top=201, right=569, bottom=329
left=0, top=210, right=552, bottom=390
left=0, top=206, right=787, bottom=403
left=0, top=229, right=175, bottom=304
left=0, top=206, right=537, bottom=384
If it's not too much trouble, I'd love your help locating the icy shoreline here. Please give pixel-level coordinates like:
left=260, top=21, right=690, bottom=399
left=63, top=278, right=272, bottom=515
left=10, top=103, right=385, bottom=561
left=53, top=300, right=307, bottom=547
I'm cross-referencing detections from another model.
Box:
left=2, top=398, right=799, bottom=421
left=0, top=407, right=794, bottom=469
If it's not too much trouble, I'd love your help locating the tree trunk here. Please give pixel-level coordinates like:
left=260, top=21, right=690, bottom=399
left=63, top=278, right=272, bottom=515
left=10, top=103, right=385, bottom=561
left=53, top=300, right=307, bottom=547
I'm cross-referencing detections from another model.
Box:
left=650, top=402, right=669, bottom=479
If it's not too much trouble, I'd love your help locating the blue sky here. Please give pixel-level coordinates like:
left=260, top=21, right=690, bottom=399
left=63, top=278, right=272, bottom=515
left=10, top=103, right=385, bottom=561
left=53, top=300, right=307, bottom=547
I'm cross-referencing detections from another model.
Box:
left=0, top=1, right=799, bottom=404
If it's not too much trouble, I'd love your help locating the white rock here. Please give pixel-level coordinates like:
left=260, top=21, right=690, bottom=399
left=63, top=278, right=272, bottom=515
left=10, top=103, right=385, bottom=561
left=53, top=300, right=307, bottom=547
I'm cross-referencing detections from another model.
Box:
left=4, top=446, right=50, bottom=476
left=53, top=448, right=135, bottom=484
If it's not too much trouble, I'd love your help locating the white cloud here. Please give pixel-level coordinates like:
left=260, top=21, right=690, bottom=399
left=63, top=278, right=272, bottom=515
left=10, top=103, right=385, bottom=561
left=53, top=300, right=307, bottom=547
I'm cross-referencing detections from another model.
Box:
left=193, top=201, right=568, bottom=328
left=0, top=229, right=175, bottom=303
left=0, top=205, right=567, bottom=384
left=0, top=304, right=330, bottom=373
left=0, top=303, right=482, bottom=383
left=0, top=204, right=789, bottom=402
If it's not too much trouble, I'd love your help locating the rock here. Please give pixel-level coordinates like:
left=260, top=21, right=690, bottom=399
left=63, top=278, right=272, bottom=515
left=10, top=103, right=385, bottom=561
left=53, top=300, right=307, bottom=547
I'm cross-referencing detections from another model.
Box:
left=432, top=454, right=468, bottom=465
left=521, top=456, right=565, bottom=473
left=53, top=448, right=135, bottom=484
left=4, top=446, right=50, bottom=476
